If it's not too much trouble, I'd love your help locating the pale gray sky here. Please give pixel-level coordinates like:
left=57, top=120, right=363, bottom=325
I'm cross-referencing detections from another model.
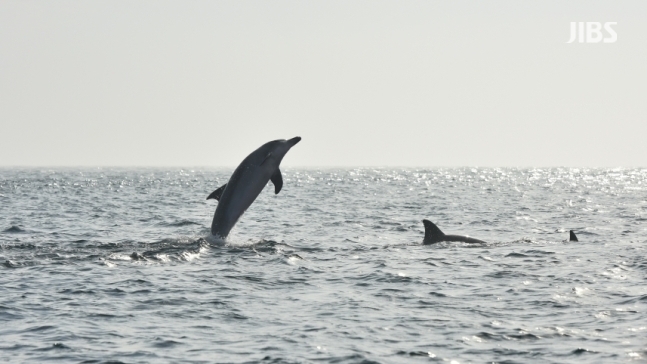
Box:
left=1, top=1, right=645, bottom=167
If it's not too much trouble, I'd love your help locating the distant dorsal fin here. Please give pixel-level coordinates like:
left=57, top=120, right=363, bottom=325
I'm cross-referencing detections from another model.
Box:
left=569, top=230, right=578, bottom=242
left=270, top=168, right=283, bottom=194
left=207, top=183, right=227, bottom=201
left=422, top=219, right=445, bottom=244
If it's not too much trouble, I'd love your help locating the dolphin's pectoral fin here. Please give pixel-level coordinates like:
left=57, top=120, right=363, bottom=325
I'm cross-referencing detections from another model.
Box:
left=422, top=219, right=445, bottom=244
left=207, top=183, right=227, bottom=201
left=270, top=169, right=283, bottom=194
left=260, top=153, right=272, bottom=166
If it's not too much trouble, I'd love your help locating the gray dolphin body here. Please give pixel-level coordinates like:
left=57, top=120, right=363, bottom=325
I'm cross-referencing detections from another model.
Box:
left=422, top=219, right=487, bottom=245
left=208, top=137, right=301, bottom=239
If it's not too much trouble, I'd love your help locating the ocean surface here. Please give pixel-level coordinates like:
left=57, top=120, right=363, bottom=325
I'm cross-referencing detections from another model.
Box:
left=1, top=167, right=646, bottom=363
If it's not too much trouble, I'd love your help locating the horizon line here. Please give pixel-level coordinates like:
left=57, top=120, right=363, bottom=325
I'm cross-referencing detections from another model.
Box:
left=0, top=165, right=644, bottom=169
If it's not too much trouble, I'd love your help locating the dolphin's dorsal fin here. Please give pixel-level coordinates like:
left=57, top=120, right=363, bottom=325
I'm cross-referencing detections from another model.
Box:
left=207, top=183, right=227, bottom=201
left=271, top=169, right=283, bottom=194
left=423, top=219, right=445, bottom=244
left=569, top=230, right=578, bottom=242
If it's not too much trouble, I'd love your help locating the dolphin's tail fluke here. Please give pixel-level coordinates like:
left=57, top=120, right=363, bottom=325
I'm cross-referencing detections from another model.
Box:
left=422, top=219, right=445, bottom=244
left=569, top=230, right=578, bottom=242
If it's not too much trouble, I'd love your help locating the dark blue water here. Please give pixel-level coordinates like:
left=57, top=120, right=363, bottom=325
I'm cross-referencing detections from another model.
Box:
left=1, top=168, right=646, bottom=363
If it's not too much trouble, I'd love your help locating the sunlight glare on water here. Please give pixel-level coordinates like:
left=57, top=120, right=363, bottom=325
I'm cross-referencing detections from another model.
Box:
left=1, top=168, right=646, bottom=363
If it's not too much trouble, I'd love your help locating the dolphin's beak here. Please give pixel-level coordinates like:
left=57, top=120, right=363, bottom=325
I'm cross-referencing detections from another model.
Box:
left=288, top=136, right=301, bottom=147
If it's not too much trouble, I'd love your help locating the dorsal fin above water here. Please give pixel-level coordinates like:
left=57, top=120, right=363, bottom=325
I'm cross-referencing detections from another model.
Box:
left=569, top=230, right=578, bottom=242
left=270, top=168, right=283, bottom=194
left=207, top=183, right=227, bottom=201
left=422, top=219, right=445, bottom=244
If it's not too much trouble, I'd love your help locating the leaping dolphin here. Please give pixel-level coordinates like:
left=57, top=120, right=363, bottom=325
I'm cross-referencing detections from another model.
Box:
left=569, top=230, right=578, bottom=241
left=422, top=219, right=487, bottom=245
left=208, top=137, right=301, bottom=239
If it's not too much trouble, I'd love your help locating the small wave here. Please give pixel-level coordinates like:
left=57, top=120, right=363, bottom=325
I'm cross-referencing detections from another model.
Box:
left=36, top=342, right=72, bottom=351
left=22, top=325, right=56, bottom=333
left=152, top=338, right=183, bottom=348
left=510, top=238, right=536, bottom=244
left=130, top=252, right=146, bottom=261
left=396, top=350, right=437, bottom=358
left=476, top=331, right=541, bottom=341
left=486, top=270, right=521, bottom=279
left=3, top=260, right=18, bottom=268
left=3, top=225, right=26, bottom=233
left=158, top=220, right=200, bottom=227
left=428, top=291, right=448, bottom=297
left=180, top=250, right=201, bottom=261
left=506, top=252, right=529, bottom=258
left=571, top=348, right=598, bottom=355
left=131, top=238, right=209, bottom=263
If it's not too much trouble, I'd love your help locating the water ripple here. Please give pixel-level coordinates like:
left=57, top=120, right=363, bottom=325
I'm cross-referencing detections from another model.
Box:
left=0, top=167, right=645, bottom=363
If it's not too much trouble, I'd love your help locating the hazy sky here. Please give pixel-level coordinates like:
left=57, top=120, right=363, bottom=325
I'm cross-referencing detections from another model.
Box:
left=1, top=1, right=645, bottom=167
